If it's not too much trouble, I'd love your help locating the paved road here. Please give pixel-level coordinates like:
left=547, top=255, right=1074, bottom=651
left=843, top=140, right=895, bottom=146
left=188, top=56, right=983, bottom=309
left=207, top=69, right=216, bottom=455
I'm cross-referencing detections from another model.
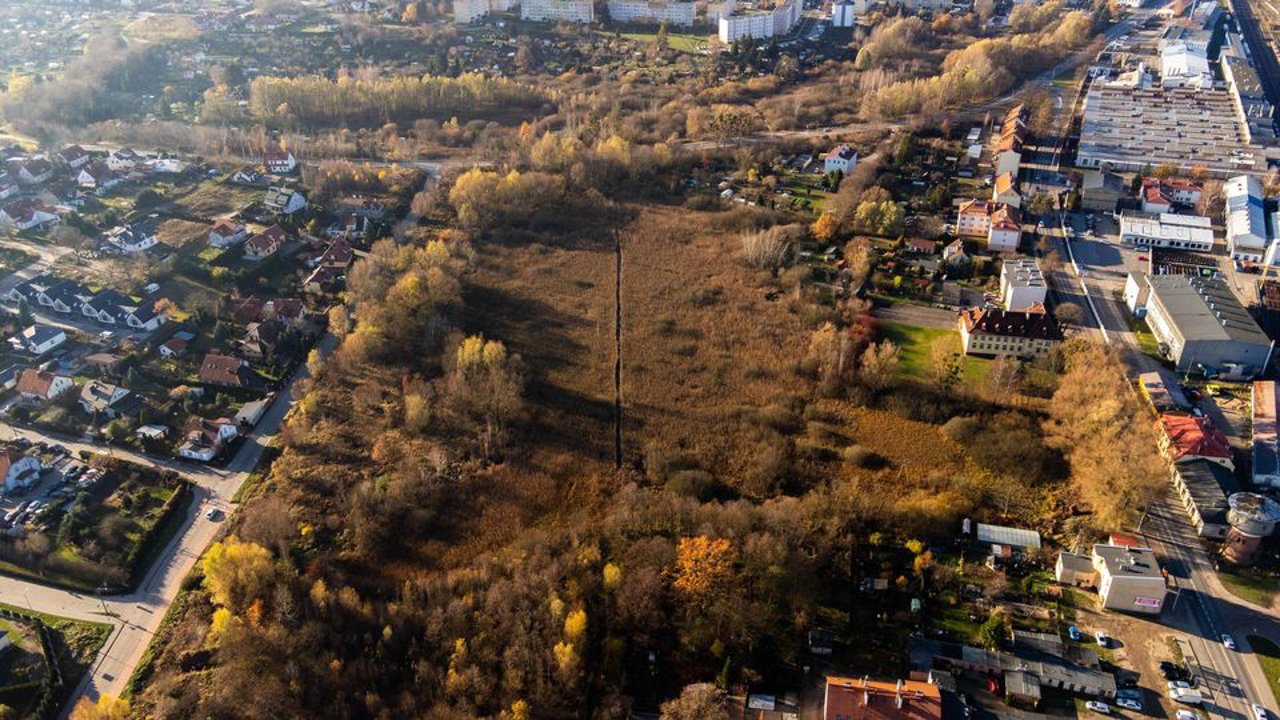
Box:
left=0, top=332, right=334, bottom=716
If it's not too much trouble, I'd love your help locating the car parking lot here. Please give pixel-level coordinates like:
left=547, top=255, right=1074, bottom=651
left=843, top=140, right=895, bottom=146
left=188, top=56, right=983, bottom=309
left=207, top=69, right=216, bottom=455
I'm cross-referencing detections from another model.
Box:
left=0, top=440, right=106, bottom=535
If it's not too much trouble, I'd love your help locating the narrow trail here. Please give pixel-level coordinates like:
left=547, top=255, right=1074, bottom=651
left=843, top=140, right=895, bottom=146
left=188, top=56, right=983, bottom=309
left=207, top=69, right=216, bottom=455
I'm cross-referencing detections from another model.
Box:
left=612, top=229, right=623, bottom=469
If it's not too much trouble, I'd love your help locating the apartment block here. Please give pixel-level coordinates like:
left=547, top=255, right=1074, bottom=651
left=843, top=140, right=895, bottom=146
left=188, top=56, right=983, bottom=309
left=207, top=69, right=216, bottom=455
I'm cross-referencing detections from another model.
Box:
left=607, top=0, right=696, bottom=24
left=522, top=0, right=594, bottom=22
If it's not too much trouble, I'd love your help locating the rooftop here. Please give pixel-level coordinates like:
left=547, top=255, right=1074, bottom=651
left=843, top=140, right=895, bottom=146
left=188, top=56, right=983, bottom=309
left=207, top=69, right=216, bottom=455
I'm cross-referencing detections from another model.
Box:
left=1174, top=458, right=1241, bottom=526
left=1255, top=380, right=1278, bottom=478
left=976, top=523, right=1041, bottom=549
left=1092, top=544, right=1163, bottom=580
left=1146, top=274, right=1270, bottom=345
left=1001, top=258, right=1044, bottom=288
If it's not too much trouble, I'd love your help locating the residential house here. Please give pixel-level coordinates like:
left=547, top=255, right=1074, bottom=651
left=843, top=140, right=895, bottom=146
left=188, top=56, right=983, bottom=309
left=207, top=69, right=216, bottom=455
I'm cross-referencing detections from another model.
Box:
left=56, top=145, right=90, bottom=170
left=208, top=220, right=247, bottom=247
left=338, top=196, right=386, bottom=220
left=39, top=180, right=82, bottom=208
left=958, top=307, right=1062, bottom=358
left=906, top=238, right=938, bottom=255
left=1091, top=544, right=1165, bottom=614
left=1141, top=178, right=1203, bottom=213
left=235, top=393, right=274, bottom=428
left=263, top=148, right=298, bottom=174
left=987, top=204, right=1023, bottom=252
left=199, top=353, right=254, bottom=387
left=956, top=199, right=994, bottom=237
left=232, top=168, right=265, bottom=185
left=12, top=325, right=65, bottom=355
left=15, top=369, right=75, bottom=403
left=942, top=240, right=970, bottom=267
left=993, top=131, right=1024, bottom=176
left=81, top=290, right=133, bottom=325
left=153, top=157, right=186, bottom=174
left=992, top=172, right=1022, bottom=208
left=240, top=319, right=284, bottom=359
left=78, top=380, right=139, bottom=419
left=325, top=213, right=370, bottom=240
left=177, top=416, right=238, bottom=462
left=77, top=163, right=121, bottom=192
left=17, top=158, right=52, bottom=186
left=0, top=450, right=41, bottom=495
left=245, top=225, right=286, bottom=259
left=822, top=676, right=943, bottom=720
left=33, top=279, right=90, bottom=314
left=232, top=296, right=266, bottom=324
left=263, top=186, right=307, bottom=216
left=1157, top=413, right=1234, bottom=468
left=0, top=178, right=18, bottom=201
left=121, top=299, right=168, bottom=331
left=0, top=201, right=59, bottom=231
left=316, top=238, right=354, bottom=269
left=0, top=365, right=24, bottom=391
left=106, top=148, right=143, bottom=172
left=303, top=265, right=344, bottom=295
left=823, top=145, right=858, bottom=174
left=105, top=219, right=159, bottom=253
left=160, top=336, right=189, bottom=358
left=264, top=298, right=307, bottom=326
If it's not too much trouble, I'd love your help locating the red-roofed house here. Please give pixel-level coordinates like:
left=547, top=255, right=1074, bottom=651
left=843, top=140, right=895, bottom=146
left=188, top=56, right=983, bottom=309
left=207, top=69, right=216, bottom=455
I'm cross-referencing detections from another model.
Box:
left=178, top=416, right=238, bottom=462
left=15, top=369, right=75, bottom=403
left=233, top=296, right=265, bottom=324
left=1141, top=178, right=1203, bottom=214
left=209, top=219, right=248, bottom=248
left=199, top=353, right=253, bottom=387
left=823, top=676, right=943, bottom=720
left=245, top=225, right=286, bottom=260
left=1157, top=414, right=1233, bottom=468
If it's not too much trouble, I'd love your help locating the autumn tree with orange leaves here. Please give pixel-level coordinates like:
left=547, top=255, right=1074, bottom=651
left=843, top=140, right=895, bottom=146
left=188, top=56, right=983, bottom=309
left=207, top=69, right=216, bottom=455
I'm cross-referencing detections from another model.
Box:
left=673, top=536, right=738, bottom=603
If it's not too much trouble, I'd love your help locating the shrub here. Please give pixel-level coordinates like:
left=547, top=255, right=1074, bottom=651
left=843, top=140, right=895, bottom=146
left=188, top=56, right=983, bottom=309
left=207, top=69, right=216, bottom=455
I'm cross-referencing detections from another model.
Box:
left=751, top=403, right=803, bottom=434
left=941, top=415, right=980, bottom=443
left=667, top=470, right=717, bottom=500
left=643, top=442, right=699, bottom=483
left=843, top=445, right=881, bottom=468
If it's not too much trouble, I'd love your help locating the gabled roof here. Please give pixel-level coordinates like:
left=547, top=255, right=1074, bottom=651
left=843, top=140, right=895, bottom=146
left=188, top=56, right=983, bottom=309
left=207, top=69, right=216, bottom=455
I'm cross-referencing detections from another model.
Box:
left=267, top=298, right=305, bottom=321
left=318, top=238, right=353, bottom=266
left=960, top=307, right=1062, bottom=341
left=199, top=353, right=251, bottom=386
left=57, top=145, right=88, bottom=163
left=994, top=172, right=1018, bottom=196
left=246, top=225, right=286, bottom=253
left=210, top=219, right=245, bottom=236
left=16, top=369, right=67, bottom=398
left=989, top=204, right=1022, bottom=231
left=1159, top=413, right=1232, bottom=461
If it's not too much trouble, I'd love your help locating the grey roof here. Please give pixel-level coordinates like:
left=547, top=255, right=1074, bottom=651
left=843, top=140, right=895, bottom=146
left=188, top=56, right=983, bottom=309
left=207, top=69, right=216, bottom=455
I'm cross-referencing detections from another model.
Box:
left=976, top=523, right=1041, bottom=549
left=1057, top=551, right=1094, bottom=574
left=1092, top=544, right=1163, bottom=580
left=1256, top=381, right=1278, bottom=479
left=1146, top=275, right=1270, bottom=345
left=1174, top=459, right=1241, bottom=526
left=909, top=638, right=1116, bottom=697
left=1082, top=170, right=1127, bottom=193
left=1005, top=671, right=1042, bottom=700
left=1139, top=369, right=1191, bottom=413
left=19, top=325, right=61, bottom=345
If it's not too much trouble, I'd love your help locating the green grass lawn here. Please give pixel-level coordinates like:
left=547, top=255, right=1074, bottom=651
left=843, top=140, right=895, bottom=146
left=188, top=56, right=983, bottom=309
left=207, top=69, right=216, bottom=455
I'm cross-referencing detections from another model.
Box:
left=879, top=321, right=991, bottom=383
left=1248, top=635, right=1280, bottom=709
left=1127, top=316, right=1164, bottom=359
left=1218, top=567, right=1278, bottom=609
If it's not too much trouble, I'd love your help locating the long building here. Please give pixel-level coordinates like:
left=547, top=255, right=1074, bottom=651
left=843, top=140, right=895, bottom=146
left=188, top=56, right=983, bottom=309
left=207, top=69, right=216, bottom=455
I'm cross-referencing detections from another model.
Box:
left=522, top=0, right=594, bottom=22
left=1118, top=212, right=1214, bottom=251
left=1171, top=458, right=1241, bottom=538
left=606, top=0, right=696, bottom=24
left=1255, top=380, right=1280, bottom=487
left=1225, top=174, right=1269, bottom=261
left=1077, top=85, right=1264, bottom=176
left=1143, top=274, right=1274, bottom=377
left=717, top=0, right=799, bottom=42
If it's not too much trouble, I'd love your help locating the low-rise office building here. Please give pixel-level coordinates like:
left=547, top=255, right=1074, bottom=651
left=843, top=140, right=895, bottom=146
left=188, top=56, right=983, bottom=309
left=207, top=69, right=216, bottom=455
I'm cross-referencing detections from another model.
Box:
left=1092, top=544, right=1165, bottom=615
left=1118, top=212, right=1214, bottom=251
left=958, top=308, right=1062, bottom=359
left=1142, top=274, right=1273, bottom=377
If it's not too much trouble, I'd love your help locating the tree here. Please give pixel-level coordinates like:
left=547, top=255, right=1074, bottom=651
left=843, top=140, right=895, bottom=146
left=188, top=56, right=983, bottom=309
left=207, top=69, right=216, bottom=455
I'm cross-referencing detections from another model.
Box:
left=661, top=684, right=729, bottom=720
left=202, top=537, right=274, bottom=612
left=17, top=298, right=31, bottom=326
left=673, top=536, right=737, bottom=603
left=446, top=335, right=524, bottom=458
left=70, top=696, right=130, bottom=720
left=858, top=341, right=899, bottom=391
left=655, top=21, right=670, bottom=51
left=1054, top=301, right=1083, bottom=329
left=854, top=46, right=873, bottom=70
left=1028, top=192, right=1057, bottom=216
left=978, top=611, right=1008, bottom=649
left=929, top=336, right=963, bottom=394
left=811, top=213, right=839, bottom=244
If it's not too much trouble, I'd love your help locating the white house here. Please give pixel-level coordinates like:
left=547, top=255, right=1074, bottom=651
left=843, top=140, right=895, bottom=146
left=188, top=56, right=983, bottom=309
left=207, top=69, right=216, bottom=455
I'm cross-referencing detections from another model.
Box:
left=263, top=149, right=297, bottom=174
left=12, top=325, right=65, bottom=355
left=17, top=159, right=52, bottom=186
left=0, top=203, right=59, bottom=231
left=209, top=220, right=248, bottom=247
left=824, top=145, right=858, bottom=175
left=15, top=369, right=75, bottom=403
left=1225, top=174, right=1268, bottom=261
left=0, top=450, right=42, bottom=495
left=77, top=164, right=121, bottom=192
left=106, top=148, right=143, bottom=172
left=263, top=186, right=307, bottom=215
left=78, top=380, right=136, bottom=419
left=105, top=221, right=159, bottom=254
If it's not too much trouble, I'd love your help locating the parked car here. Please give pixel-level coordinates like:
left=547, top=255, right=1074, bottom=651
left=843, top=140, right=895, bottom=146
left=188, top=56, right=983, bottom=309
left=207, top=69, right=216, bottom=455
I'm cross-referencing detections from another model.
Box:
left=1096, top=631, right=1111, bottom=648
left=1222, top=634, right=1236, bottom=650
left=1116, top=698, right=1141, bottom=712
left=1253, top=704, right=1268, bottom=720
left=1069, top=626, right=1083, bottom=641
left=1177, top=711, right=1198, bottom=720
left=1085, top=701, right=1110, bottom=714
left=206, top=507, right=221, bottom=521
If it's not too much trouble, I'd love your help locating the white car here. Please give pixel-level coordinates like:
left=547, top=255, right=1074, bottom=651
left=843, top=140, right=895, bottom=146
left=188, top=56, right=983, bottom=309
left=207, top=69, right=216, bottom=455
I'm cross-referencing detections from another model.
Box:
left=1168, top=681, right=1192, bottom=691
left=1176, top=712, right=1198, bottom=720
left=1116, top=698, right=1142, bottom=711
left=1096, top=630, right=1111, bottom=648
left=1222, top=634, right=1236, bottom=650
left=1085, top=700, right=1110, bottom=714
left=1254, top=704, right=1269, bottom=720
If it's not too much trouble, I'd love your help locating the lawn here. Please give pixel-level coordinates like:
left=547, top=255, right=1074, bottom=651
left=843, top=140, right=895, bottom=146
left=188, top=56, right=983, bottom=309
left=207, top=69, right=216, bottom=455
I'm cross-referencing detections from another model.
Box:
left=1127, top=316, right=1163, bottom=360
left=0, top=245, right=37, bottom=277
left=1218, top=567, right=1278, bottom=609
left=1248, top=635, right=1280, bottom=710
left=879, top=321, right=991, bottom=384
left=171, top=180, right=261, bottom=218
left=617, top=31, right=709, bottom=54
